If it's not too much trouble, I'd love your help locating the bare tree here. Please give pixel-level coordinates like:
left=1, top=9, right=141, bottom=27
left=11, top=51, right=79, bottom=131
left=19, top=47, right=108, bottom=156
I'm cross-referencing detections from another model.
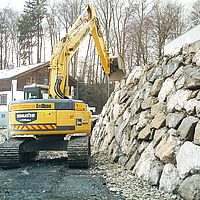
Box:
left=95, top=0, right=114, bottom=50
left=46, top=6, right=61, bottom=53
left=128, top=0, right=155, bottom=66
left=55, top=0, right=86, bottom=78
left=0, top=8, right=19, bottom=69
left=55, top=0, right=85, bottom=33
left=6, top=9, right=20, bottom=67
left=152, top=0, right=185, bottom=57
left=190, top=0, right=200, bottom=26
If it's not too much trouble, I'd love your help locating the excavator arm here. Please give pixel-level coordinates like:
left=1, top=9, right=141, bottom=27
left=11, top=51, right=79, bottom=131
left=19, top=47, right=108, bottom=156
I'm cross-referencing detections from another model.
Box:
left=49, top=4, right=125, bottom=99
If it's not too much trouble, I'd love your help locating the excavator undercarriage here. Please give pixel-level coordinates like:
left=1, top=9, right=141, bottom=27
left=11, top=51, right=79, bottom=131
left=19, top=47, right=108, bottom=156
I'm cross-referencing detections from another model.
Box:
left=0, top=135, right=90, bottom=169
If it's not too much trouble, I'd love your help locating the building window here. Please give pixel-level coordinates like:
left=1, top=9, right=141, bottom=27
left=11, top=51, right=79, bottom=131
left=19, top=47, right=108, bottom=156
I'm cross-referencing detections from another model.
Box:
left=36, top=76, right=40, bottom=84
left=32, top=77, right=35, bottom=83
left=0, top=94, right=7, bottom=105
left=44, top=78, right=48, bottom=85
left=1, top=114, right=6, bottom=118
left=26, top=76, right=31, bottom=84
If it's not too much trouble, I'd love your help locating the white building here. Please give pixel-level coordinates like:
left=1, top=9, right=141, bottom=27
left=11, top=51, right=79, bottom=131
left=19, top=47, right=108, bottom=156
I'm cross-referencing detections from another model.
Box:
left=164, top=24, right=200, bottom=55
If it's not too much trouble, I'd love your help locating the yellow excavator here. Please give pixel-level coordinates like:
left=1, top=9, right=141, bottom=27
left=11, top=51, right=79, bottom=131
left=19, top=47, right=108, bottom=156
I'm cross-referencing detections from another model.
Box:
left=0, top=4, right=125, bottom=169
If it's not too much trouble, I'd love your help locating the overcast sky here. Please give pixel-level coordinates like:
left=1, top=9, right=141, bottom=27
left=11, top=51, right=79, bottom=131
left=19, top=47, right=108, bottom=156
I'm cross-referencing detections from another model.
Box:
left=0, top=0, right=24, bottom=11
left=0, top=0, right=196, bottom=11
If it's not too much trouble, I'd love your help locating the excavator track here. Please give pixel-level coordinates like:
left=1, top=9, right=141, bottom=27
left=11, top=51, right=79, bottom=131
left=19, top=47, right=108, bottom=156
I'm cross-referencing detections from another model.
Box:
left=67, top=136, right=90, bottom=168
left=0, top=138, right=38, bottom=169
left=0, top=139, right=24, bottom=169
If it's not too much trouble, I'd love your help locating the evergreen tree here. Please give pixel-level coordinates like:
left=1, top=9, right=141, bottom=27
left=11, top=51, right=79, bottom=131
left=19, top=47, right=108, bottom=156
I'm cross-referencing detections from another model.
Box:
left=17, top=0, right=47, bottom=65
left=17, top=13, right=34, bottom=65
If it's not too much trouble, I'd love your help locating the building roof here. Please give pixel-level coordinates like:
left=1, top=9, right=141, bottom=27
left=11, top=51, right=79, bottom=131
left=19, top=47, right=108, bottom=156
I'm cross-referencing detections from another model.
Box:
left=0, top=61, right=78, bottom=86
left=0, top=62, right=50, bottom=80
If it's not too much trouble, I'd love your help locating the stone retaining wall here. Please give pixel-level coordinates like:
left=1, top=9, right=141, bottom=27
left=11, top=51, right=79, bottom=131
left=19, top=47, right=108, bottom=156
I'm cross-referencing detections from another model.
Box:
left=91, top=41, right=200, bottom=199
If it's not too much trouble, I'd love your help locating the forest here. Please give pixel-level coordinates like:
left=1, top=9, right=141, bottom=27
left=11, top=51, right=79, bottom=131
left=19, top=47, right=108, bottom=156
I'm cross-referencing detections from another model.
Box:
left=0, top=0, right=200, bottom=112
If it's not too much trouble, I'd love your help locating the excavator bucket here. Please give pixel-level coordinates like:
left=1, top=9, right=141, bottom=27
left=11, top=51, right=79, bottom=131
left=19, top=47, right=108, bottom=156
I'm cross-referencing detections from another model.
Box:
left=109, top=56, right=126, bottom=81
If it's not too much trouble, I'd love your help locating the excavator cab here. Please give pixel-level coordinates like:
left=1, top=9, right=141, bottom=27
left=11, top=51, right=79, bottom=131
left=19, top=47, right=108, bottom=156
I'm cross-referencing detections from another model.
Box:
left=24, top=84, right=49, bottom=100
left=109, top=56, right=126, bottom=81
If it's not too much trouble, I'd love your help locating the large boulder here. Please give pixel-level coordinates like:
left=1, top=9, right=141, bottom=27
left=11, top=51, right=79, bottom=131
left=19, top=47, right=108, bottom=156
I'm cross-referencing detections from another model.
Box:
left=167, top=89, right=192, bottom=112
left=147, top=160, right=164, bottom=186
left=158, top=78, right=175, bottom=102
left=176, top=141, right=200, bottom=179
left=126, top=139, right=139, bottom=156
left=184, top=99, right=198, bottom=115
left=185, top=67, right=200, bottom=89
left=130, top=99, right=141, bottom=115
left=178, top=116, right=199, bottom=141
left=176, top=76, right=185, bottom=89
left=151, top=112, right=166, bottom=129
left=150, top=77, right=164, bottom=97
left=125, top=151, right=140, bottom=170
left=138, top=82, right=152, bottom=100
left=166, top=113, right=185, bottom=129
left=105, top=122, right=115, bottom=145
left=112, top=103, right=121, bottom=121
left=99, top=135, right=109, bottom=151
left=138, top=141, right=150, bottom=154
left=163, top=56, right=183, bottom=78
left=136, top=111, right=151, bottom=131
left=178, top=174, right=200, bottom=200
left=152, top=127, right=168, bottom=148
left=133, top=143, right=158, bottom=182
left=159, top=163, right=181, bottom=193
left=147, top=67, right=162, bottom=83
left=126, top=66, right=144, bottom=85
left=194, top=121, right=200, bottom=145
left=141, top=97, right=156, bottom=110
left=151, top=102, right=166, bottom=116
left=115, top=116, right=128, bottom=144
left=155, top=134, right=180, bottom=164
left=118, top=155, right=129, bottom=166
left=138, top=125, right=152, bottom=140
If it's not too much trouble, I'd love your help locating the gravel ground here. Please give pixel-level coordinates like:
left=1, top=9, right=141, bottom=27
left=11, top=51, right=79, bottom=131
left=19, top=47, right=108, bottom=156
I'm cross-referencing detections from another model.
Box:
left=0, top=135, right=184, bottom=200
left=0, top=151, right=123, bottom=200
left=91, top=151, right=184, bottom=200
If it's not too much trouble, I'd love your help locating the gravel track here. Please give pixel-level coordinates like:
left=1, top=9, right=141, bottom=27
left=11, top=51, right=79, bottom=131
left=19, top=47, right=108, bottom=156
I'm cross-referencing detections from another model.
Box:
left=0, top=151, right=122, bottom=200
left=0, top=149, right=184, bottom=200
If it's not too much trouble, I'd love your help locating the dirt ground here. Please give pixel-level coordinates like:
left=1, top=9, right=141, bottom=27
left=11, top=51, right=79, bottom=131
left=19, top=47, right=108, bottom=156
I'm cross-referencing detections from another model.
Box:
left=0, top=152, right=124, bottom=200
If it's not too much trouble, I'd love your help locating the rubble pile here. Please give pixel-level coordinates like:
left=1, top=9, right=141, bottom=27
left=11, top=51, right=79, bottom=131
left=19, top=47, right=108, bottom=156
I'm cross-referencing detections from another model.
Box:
left=91, top=41, right=200, bottom=199
left=92, top=151, right=183, bottom=200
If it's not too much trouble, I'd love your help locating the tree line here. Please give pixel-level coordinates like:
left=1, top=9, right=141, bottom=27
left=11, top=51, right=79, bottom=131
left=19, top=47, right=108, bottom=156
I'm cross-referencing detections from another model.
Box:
left=0, top=0, right=200, bottom=111
left=1, top=0, right=200, bottom=74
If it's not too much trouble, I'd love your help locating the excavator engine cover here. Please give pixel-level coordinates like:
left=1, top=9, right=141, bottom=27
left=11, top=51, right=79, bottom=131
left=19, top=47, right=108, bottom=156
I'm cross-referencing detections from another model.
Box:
left=109, top=56, right=126, bottom=81
left=8, top=99, right=91, bottom=136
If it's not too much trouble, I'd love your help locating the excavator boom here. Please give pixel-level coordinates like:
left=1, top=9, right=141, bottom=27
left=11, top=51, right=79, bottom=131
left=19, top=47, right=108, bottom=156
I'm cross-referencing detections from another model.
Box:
left=49, top=4, right=126, bottom=99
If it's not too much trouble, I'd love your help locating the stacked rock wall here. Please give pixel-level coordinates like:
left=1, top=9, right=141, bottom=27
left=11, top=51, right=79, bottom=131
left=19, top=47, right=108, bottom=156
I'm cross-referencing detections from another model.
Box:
left=91, top=41, right=200, bottom=199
